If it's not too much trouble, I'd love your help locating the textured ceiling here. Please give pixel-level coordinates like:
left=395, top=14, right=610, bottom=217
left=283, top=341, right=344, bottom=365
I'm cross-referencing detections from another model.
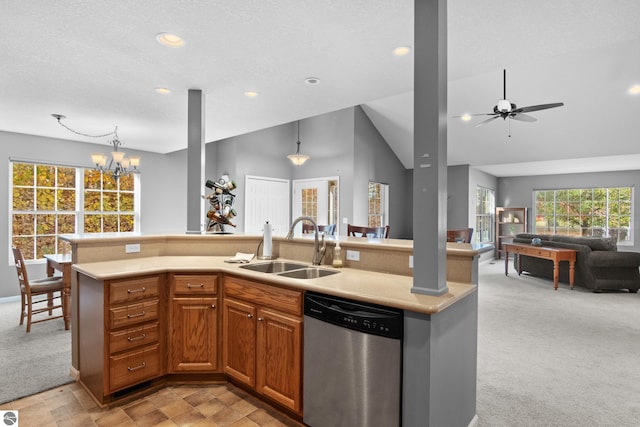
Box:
left=1, top=0, right=639, bottom=176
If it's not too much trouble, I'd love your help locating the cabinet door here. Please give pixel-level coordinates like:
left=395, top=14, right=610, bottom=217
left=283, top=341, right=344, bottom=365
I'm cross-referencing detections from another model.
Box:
left=256, top=307, right=302, bottom=413
left=170, top=297, right=218, bottom=372
left=222, top=298, right=256, bottom=386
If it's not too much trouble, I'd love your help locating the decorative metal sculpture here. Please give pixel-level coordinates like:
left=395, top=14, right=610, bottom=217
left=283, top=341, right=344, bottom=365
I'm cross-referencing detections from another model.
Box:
left=205, top=175, right=237, bottom=233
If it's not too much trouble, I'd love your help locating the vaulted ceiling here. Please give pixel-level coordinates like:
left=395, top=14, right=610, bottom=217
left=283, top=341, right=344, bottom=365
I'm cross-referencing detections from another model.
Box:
left=2, top=1, right=639, bottom=176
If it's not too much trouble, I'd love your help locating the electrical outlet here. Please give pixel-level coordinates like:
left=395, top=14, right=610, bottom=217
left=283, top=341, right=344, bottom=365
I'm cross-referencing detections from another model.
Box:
left=409, top=255, right=413, bottom=268
left=346, top=250, right=360, bottom=261
left=342, top=217, right=348, bottom=224
left=125, top=243, right=141, bottom=253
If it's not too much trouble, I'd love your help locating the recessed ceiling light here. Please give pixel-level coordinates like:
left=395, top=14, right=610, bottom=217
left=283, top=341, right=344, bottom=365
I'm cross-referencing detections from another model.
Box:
left=155, top=32, right=185, bottom=48
left=305, top=77, right=320, bottom=85
left=629, top=84, right=640, bottom=95
left=155, top=87, right=171, bottom=94
left=392, top=46, right=411, bottom=56
left=244, top=91, right=259, bottom=98
left=461, top=114, right=471, bottom=122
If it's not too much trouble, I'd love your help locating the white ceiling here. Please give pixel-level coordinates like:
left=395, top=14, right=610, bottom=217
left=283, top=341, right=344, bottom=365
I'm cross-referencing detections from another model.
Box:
left=1, top=1, right=639, bottom=176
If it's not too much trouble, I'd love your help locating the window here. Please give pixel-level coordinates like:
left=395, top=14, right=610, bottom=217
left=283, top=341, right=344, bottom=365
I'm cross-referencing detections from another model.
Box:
left=475, top=186, right=495, bottom=243
left=534, top=187, right=633, bottom=244
left=368, top=182, right=389, bottom=227
left=300, top=188, right=318, bottom=222
left=10, top=161, right=139, bottom=261
left=83, top=170, right=137, bottom=233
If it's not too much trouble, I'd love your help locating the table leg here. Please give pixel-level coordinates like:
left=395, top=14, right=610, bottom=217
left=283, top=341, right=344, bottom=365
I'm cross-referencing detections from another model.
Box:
left=504, top=250, right=509, bottom=276
left=553, top=261, right=559, bottom=290
left=62, top=265, right=71, bottom=330
left=569, top=261, right=575, bottom=290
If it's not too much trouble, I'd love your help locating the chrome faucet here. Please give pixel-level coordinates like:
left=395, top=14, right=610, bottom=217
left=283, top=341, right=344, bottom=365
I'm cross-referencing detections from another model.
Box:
left=286, top=216, right=326, bottom=266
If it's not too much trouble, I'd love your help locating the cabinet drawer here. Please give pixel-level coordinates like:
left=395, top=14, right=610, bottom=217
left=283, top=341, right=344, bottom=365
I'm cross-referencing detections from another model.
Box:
left=109, top=299, right=159, bottom=329
left=224, top=277, right=302, bottom=316
left=110, top=276, right=160, bottom=305
left=109, top=322, right=159, bottom=354
left=109, top=343, right=161, bottom=392
left=173, top=274, right=218, bottom=295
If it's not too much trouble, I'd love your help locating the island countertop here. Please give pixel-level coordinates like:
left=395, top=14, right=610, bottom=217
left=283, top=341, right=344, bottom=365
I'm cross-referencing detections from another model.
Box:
left=72, top=255, right=476, bottom=315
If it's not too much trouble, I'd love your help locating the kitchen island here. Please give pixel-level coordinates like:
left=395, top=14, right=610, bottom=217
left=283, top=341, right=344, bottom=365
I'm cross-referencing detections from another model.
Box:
left=63, top=233, right=483, bottom=426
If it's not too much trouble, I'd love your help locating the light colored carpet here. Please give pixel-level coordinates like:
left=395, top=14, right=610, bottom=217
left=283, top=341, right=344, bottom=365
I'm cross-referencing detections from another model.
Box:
left=476, top=260, right=640, bottom=427
left=0, top=299, right=72, bottom=404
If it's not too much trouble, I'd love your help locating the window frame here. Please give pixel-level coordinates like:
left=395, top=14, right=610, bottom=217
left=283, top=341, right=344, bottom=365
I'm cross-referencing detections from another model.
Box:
left=532, top=186, right=633, bottom=245
left=367, top=182, right=389, bottom=228
left=475, top=186, right=495, bottom=244
left=9, top=160, right=140, bottom=263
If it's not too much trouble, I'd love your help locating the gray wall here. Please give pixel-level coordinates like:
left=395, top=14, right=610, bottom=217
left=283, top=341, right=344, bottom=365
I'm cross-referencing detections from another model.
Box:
left=0, top=130, right=186, bottom=298
left=354, top=106, right=411, bottom=239
left=207, top=106, right=409, bottom=238
left=498, top=170, right=640, bottom=251
left=447, top=165, right=470, bottom=230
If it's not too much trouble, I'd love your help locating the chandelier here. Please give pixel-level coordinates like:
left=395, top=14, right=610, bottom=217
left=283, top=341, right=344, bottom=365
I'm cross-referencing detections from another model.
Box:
left=52, top=114, right=140, bottom=179
left=287, top=120, right=310, bottom=166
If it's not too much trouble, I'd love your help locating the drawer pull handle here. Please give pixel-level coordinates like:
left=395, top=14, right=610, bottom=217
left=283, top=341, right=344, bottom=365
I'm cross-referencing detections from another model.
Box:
left=127, top=311, right=146, bottom=318
left=247, top=314, right=253, bottom=319
left=127, top=287, right=146, bottom=294
left=127, top=333, right=147, bottom=342
left=187, top=282, right=205, bottom=288
left=127, top=362, right=146, bottom=372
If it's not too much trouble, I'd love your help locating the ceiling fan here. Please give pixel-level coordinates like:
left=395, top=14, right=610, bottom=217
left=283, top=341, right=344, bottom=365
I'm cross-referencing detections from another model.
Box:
left=456, top=69, right=564, bottom=128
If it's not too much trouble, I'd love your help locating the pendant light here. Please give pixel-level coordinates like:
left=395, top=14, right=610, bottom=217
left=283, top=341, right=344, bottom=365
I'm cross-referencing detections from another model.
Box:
left=287, top=120, right=310, bottom=166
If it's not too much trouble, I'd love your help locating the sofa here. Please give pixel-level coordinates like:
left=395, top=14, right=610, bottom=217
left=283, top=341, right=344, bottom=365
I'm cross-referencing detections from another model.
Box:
left=511, top=233, right=640, bottom=292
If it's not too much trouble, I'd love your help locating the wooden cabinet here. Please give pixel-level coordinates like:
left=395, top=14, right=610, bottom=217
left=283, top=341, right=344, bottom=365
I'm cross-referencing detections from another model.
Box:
left=496, top=207, right=528, bottom=259
left=78, top=273, right=165, bottom=404
left=222, top=276, right=303, bottom=414
left=106, top=276, right=163, bottom=393
left=169, top=274, right=219, bottom=372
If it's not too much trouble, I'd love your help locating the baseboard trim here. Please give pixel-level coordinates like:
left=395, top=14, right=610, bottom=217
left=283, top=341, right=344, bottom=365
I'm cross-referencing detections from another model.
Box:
left=69, top=366, right=80, bottom=381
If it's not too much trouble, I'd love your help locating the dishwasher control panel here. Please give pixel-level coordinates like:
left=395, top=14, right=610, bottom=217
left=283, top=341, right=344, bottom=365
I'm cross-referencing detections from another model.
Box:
left=304, top=291, right=403, bottom=339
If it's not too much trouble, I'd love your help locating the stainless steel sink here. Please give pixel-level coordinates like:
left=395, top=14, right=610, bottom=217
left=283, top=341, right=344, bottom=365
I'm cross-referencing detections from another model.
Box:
left=277, top=267, right=340, bottom=279
left=239, top=261, right=308, bottom=273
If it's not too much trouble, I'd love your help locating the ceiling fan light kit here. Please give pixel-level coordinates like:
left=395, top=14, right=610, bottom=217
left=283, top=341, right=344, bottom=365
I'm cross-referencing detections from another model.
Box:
left=455, top=69, right=564, bottom=129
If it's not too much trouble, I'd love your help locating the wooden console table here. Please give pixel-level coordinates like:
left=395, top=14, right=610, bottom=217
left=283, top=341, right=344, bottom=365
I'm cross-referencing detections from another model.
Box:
left=503, top=243, right=577, bottom=290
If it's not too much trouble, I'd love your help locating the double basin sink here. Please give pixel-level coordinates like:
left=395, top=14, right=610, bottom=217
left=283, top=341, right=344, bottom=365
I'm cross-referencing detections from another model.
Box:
left=239, top=261, right=339, bottom=279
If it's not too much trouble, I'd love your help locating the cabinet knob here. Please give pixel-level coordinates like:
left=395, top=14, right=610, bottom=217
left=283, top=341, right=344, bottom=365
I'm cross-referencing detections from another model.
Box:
left=247, top=314, right=253, bottom=319
left=211, top=304, right=216, bottom=309
left=258, top=317, right=264, bottom=322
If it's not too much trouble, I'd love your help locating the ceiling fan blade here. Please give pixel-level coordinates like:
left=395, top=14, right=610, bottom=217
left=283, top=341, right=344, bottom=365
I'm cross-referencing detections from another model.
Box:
left=510, top=113, right=537, bottom=123
left=514, top=102, right=564, bottom=113
left=452, top=113, right=493, bottom=118
left=474, top=116, right=500, bottom=127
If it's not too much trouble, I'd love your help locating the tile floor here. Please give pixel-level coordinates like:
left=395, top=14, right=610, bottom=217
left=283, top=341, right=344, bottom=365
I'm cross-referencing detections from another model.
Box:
left=1, top=382, right=303, bottom=427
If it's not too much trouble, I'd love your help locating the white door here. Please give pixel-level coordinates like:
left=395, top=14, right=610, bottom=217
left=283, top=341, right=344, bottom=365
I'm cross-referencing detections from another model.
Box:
left=244, top=176, right=290, bottom=235
left=292, top=177, right=339, bottom=235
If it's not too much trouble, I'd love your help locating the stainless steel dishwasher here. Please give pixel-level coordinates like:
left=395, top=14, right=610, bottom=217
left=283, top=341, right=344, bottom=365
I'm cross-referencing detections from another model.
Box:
left=303, top=291, right=403, bottom=427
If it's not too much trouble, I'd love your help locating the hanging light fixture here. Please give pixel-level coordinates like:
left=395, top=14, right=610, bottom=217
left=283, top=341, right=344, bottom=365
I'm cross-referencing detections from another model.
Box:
left=52, top=114, right=140, bottom=180
left=287, top=120, right=310, bottom=166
